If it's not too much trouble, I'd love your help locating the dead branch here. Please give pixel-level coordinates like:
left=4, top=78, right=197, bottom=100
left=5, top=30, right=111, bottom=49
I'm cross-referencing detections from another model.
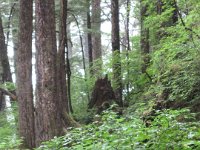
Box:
left=0, top=87, right=17, bottom=101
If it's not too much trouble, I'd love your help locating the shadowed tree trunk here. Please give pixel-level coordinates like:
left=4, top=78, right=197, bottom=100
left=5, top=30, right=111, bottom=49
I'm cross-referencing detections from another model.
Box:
left=16, top=0, right=35, bottom=148
left=140, top=0, right=150, bottom=74
left=0, top=14, right=13, bottom=111
left=58, top=0, right=70, bottom=113
left=0, top=15, right=6, bottom=111
left=111, top=0, right=123, bottom=107
left=87, top=0, right=93, bottom=75
left=66, top=21, right=73, bottom=113
left=0, top=65, right=5, bottom=111
left=125, top=0, right=131, bottom=100
left=0, top=14, right=12, bottom=83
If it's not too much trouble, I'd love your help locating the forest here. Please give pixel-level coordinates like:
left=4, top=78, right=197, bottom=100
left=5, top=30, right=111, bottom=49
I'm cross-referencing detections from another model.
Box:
left=0, top=0, right=200, bottom=149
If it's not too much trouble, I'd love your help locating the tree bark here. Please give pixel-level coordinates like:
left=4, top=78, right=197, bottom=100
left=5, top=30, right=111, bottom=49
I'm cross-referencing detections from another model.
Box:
left=35, top=0, right=63, bottom=146
left=0, top=14, right=13, bottom=111
left=16, top=0, right=35, bottom=148
left=0, top=66, right=5, bottom=111
left=140, top=0, right=150, bottom=73
left=125, top=0, right=131, bottom=99
left=0, top=14, right=12, bottom=83
left=111, top=0, right=123, bottom=107
left=91, top=0, right=102, bottom=76
left=66, top=22, right=73, bottom=113
left=0, top=15, right=6, bottom=111
left=58, top=0, right=70, bottom=113
left=87, top=0, right=93, bottom=75
left=11, top=1, right=19, bottom=77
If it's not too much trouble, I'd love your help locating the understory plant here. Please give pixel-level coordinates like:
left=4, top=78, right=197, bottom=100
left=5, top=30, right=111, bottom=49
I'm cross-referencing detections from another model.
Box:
left=0, top=103, right=22, bottom=149
left=37, top=108, right=200, bottom=150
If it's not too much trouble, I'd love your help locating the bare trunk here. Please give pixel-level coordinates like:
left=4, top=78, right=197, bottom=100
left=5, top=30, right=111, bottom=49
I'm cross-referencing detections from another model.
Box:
left=0, top=65, right=5, bottom=111
left=0, top=15, right=12, bottom=83
left=58, top=0, right=69, bottom=113
left=11, top=1, right=19, bottom=77
left=87, top=0, right=93, bottom=75
left=66, top=23, right=73, bottom=113
left=91, top=0, right=102, bottom=76
left=35, top=0, right=63, bottom=146
left=140, top=0, right=150, bottom=73
left=0, top=15, right=12, bottom=111
left=16, top=0, right=35, bottom=148
left=111, top=0, right=123, bottom=107
left=0, top=16, right=6, bottom=111
left=125, top=0, right=131, bottom=100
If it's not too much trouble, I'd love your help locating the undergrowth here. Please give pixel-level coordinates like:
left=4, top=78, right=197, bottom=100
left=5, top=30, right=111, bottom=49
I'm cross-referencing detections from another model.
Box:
left=0, top=102, right=22, bottom=149
left=37, top=107, right=200, bottom=150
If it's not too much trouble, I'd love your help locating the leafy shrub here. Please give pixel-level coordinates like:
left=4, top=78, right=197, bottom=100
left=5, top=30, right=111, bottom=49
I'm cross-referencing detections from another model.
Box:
left=37, top=108, right=200, bottom=150
left=0, top=103, right=21, bottom=149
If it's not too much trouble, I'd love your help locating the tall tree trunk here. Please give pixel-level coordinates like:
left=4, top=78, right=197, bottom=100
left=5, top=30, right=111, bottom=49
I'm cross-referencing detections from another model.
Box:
left=140, top=0, right=150, bottom=74
left=58, top=0, right=70, bottom=113
left=0, top=64, right=5, bottom=111
left=125, top=0, right=131, bottom=100
left=66, top=22, right=73, bottom=113
left=0, top=15, right=12, bottom=83
left=11, top=0, right=19, bottom=77
left=111, top=0, right=123, bottom=107
left=0, top=14, right=12, bottom=111
left=35, top=0, right=78, bottom=146
left=0, top=15, right=5, bottom=111
left=91, top=0, right=102, bottom=77
left=35, top=0, right=63, bottom=146
left=87, top=0, right=93, bottom=75
left=16, top=0, right=35, bottom=148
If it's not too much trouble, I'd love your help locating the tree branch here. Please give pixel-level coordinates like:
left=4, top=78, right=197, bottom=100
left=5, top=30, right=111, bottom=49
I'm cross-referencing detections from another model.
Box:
left=0, top=87, right=17, bottom=101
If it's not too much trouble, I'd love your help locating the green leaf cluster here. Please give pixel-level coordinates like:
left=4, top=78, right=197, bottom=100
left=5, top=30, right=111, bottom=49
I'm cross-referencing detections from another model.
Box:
left=37, top=108, right=200, bottom=150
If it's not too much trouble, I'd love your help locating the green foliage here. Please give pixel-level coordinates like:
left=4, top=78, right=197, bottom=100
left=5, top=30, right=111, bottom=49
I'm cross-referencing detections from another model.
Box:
left=37, top=108, right=200, bottom=150
left=134, top=0, right=200, bottom=110
left=0, top=136, right=22, bottom=149
left=0, top=102, right=21, bottom=149
left=0, top=82, right=16, bottom=91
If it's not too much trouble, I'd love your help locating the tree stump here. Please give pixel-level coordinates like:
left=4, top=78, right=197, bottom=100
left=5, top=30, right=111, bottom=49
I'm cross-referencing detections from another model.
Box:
left=88, top=75, right=116, bottom=113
